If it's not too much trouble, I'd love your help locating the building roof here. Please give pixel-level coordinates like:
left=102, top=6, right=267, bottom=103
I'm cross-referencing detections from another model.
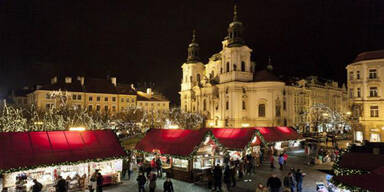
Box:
left=354, top=49, right=384, bottom=62
left=253, top=70, right=281, bottom=82
left=209, top=128, right=261, bottom=150
left=136, top=95, right=168, bottom=102
left=253, top=127, right=302, bottom=143
left=135, top=129, right=209, bottom=156
left=0, top=130, right=126, bottom=173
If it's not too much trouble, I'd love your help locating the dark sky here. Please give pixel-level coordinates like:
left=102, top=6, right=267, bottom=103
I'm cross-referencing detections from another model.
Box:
left=1, top=0, right=384, bottom=104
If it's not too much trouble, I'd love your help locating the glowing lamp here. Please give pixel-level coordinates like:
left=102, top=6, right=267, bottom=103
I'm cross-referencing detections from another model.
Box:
left=241, top=123, right=250, bottom=127
left=209, top=122, right=215, bottom=126
left=69, top=127, right=86, bottom=131
left=34, top=121, right=44, bottom=125
left=346, top=111, right=351, bottom=115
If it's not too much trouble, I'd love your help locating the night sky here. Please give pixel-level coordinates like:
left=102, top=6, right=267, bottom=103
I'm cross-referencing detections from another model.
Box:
left=1, top=0, right=384, bottom=104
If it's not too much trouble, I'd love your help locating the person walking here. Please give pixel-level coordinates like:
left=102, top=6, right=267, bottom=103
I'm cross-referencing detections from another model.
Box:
left=156, top=157, right=162, bottom=178
left=295, top=169, right=304, bottom=192
left=163, top=178, right=174, bottom=192
left=149, top=173, right=157, bottom=192
left=55, top=176, right=67, bottom=192
left=213, top=164, right=223, bottom=192
left=278, top=155, right=284, bottom=170
left=267, top=174, right=282, bottom=192
left=136, top=172, right=147, bottom=192
left=283, top=172, right=296, bottom=192
left=223, top=166, right=232, bottom=192
left=283, top=153, right=288, bottom=165
left=96, top=173, right=103, bottom=192
left=121, top=158, right=128, bottom=180
left=128, top=160, right=134, bottom=180
left=270, top=155, right=275, bottom=169
left=89, top=171, right=98, bottom=192
left=32, top=179, right=42, bottom=192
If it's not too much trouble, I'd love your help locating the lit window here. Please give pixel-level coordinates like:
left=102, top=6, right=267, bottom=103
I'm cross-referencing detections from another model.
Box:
left=370, top=106, right=379, bottom=117
left=369, top=87, right=378, bottom=97
left=258, top=104, right=266, bottom=117
left=369, top=69, right=377, bottom=79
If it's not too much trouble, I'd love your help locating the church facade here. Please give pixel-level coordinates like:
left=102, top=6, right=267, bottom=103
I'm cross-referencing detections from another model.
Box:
left=179, top=5, right=348, bottom=131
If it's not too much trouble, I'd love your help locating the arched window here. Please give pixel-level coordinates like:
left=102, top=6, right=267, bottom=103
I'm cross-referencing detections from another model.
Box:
left=241, top=61, right=245, bottom=72
left=197, top=74, right=201, bottom=82
left=226, top=62, right=230, bottom=72
left=258, top=104, right=266, bottom=117
left=233, top=64, right=237, bottom=71
left=242, top=101, right=246, bottom=110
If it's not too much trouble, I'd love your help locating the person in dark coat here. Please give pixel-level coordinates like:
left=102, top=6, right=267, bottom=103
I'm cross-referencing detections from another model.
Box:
left=213, top=164, right=222, bottom=192
left=267, top=174, right=282, bottom=192
left=156, top=157, right=162, bottom=178
left=55, top=176, right=67, bottom=192
left=283, top=172, right=296, bottom=192
left=163, top=178, right=174, bottom=192
left=137, top=172, right=147, bottom=192
left=121, top=158, right=128, bottom=180
left=96, top=173, right=103, bottom=192
left=223, top=166, right=232, bottom=191
left=32, top=179, right=42, bottom=192
left=295, top=169, right=304, bottom=192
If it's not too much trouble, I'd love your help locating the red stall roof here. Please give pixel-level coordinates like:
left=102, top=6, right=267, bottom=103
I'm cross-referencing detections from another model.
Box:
left=253, top=127, right=302, bottom=143
left=135, top=129, right=209, bottom=156
left=209, top=128, right=261, bottom=150
left=0, top=130, right=126, bottom=173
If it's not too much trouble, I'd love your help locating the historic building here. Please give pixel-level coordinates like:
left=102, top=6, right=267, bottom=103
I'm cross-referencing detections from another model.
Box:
left=346, top=50, right=384, bottom=142
left=180, top=5, right=348, bottom=130
left=11, top=75, right=169, bottom=113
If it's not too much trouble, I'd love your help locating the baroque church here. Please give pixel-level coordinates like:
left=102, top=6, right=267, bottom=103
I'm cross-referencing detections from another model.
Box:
left=180, top=5, right=348, bottom=130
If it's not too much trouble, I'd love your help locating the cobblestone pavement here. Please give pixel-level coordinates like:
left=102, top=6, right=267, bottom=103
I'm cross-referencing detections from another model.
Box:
left=104, top=150, right=327, bottom=192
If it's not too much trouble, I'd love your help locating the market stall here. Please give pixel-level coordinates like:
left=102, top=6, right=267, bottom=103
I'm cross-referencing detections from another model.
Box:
left=208, top=128, right=262, bottom=160
left=253, top=127, right=303, bottom=154
left=135, top=129, right=224, bottom=182
left=0, top=130, right=127, bottom=192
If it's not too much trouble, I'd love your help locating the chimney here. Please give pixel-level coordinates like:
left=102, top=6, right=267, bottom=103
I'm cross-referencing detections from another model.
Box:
left=110, top=77, right=117, bottom=86
left=51, top=76, right=58, bottom=84
left=65, top=77, right=72, bottom=84
left=77, top=76, right=85, bottom=86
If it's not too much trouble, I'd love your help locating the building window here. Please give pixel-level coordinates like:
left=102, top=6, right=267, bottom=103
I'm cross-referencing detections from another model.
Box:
left=220, top=68, right=223, bottom=74
left=77, top=95, right=81, bottom=100
left=225, top=88, right=229, bottom=94
left=370, top=106, right=379, bottom=117
left=369, top=69, right=377, bottom=79
left=197, top=74, right=201, bottom=82
left=241, top=61, right=245, bottom=72
left=349, top=88, right=354, bottom=98
left=104, top=97, right=108, bottom=102
left=357, top=88, right=361, bottom=98
left=132, top=98, right=135, bottom=102
left=233, top=64, right=237, bottom=71
left=89, top=96, right=93, bottom=101
left=357, top=71, right=360, bottom=79
left=370, top=133, right=381, bottom=142
left=88, top=105, right=92, bottom=111
left=226, top=62, right=230, bottom=72
left=369, top=87, right=378, bottom=97
left=112, top=97, right=116, bottom=102
left=97, top=96, right=100, bottom=101
left=104, top=105, right=109, bottom=111
left=242, top=101, right=246, bottom=110
left=72, top=95, right=77, bottom=100
left=283, top=101, right=286, bottom=111
left=349, top=71, right=354, bottom=80
left=242, top=88, right=246, bottom=94
left=121, top=98, right=124, bottom=102
left=203, top=99, right=207, bottom=111
left=112, top=106, right=116, bottom=112
left=226, top=101, right=229, bottom=110
left=258, top=104, right=266, bottom=117
left=96, top=105, right=100, bottom=111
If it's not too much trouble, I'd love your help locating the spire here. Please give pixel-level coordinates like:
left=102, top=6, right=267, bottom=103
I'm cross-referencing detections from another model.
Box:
left=267, top=56, right=273, bottom=71
left=186, top=29, right=201, bottom=63
left=227, top=3, right=245, bottom=47
left=233, top=4, right=238, bottom=22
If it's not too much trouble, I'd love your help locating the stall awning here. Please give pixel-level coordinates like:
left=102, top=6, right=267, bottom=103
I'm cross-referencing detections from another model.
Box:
left=209, top=128, right=261, bottom=150
left=135, top=129, right=209, bottom=156
left=253, top=127, right=302, bottom=143
left=0, top=130, right=126, bottom=173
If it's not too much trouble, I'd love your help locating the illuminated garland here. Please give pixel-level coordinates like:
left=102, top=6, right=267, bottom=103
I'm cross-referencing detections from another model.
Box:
left=330, top=177, right=371, bottom=192
left=0, top=156, right=125, bottom=175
